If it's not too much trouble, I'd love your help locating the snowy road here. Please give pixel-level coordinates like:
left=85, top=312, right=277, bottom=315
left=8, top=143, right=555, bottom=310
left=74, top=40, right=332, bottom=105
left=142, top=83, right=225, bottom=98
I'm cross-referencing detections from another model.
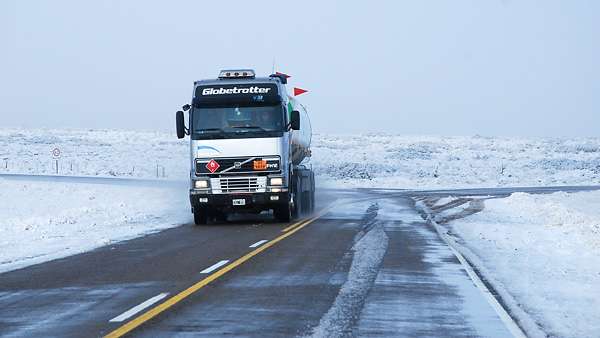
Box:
left=0, top=177, right=599, bottom=337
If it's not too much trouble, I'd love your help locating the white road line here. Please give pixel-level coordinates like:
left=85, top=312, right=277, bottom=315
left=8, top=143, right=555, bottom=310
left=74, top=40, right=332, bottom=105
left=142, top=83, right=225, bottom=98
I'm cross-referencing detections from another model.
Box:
left=249, top=240, right=268, bottom=248
left=109, top=293, right=169, bottom=323
left=200, top=260, right=229, bottom=274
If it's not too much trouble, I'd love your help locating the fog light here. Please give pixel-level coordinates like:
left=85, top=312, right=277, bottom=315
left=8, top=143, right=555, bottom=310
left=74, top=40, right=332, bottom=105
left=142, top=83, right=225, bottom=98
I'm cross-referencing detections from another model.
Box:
left=271, top=188, right=281, bottom=193
left=199, top=197, right=208, bottom=203
left=194, top=180, right=208, bottom=189
left=270, top=195, right=280, bottom=201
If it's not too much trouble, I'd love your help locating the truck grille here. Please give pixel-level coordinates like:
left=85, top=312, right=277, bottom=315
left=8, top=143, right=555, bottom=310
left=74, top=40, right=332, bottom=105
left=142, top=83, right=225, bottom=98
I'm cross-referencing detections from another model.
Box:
left=196, top=156, right=280, bottom=175
left=210, top=177, right=267, bottom=194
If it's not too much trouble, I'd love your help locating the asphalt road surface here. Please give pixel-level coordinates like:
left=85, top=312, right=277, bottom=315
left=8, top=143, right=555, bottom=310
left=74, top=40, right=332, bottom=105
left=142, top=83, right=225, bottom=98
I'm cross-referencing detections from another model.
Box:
left=1, top=175, right=598, bottom=337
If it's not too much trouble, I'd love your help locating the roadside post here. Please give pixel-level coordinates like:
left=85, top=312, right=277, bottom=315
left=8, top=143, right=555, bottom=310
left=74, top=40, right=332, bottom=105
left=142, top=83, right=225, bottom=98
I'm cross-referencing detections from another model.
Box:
left=51, top=147, right=61, bottom=174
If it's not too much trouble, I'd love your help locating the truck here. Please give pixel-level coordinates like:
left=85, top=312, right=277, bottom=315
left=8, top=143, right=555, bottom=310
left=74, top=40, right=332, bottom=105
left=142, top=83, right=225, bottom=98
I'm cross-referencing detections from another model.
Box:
left=175, top=69, right=315, bottom=225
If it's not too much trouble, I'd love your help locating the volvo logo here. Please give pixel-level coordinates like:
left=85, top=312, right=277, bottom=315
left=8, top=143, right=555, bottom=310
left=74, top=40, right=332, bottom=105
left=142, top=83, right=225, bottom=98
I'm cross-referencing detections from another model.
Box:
left=234, top=162, right=242, bottom=169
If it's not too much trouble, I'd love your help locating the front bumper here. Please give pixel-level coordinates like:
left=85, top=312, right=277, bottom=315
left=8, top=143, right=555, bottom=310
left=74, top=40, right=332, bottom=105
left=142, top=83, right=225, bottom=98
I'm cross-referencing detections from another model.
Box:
left=189, top=190, right=288, bottom=212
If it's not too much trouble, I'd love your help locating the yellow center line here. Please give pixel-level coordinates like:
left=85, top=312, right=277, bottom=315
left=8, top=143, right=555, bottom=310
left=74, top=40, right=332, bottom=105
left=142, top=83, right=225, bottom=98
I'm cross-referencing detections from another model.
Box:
left=282, top=204, right=337, bottom=232
left=281, top=219, right=308, bottom=232
left=104, top=207, right=332, bottom=338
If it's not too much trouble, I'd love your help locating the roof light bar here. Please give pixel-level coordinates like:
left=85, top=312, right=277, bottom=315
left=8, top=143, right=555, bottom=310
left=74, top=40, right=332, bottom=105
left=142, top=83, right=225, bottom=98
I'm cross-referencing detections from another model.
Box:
left=218, top=69, right=255, bottom=79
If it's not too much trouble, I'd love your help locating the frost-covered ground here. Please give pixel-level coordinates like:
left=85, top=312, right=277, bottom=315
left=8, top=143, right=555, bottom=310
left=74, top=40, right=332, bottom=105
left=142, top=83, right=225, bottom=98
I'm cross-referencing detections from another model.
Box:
left=446, top=192, right=600, bottom=338
left=1, top=128, right=600, bottom=188
left=0, top=128, right=188, bottom=180
left=313, top=134, right=600, bottom=188
left=0, top=178, right=189, bottom=273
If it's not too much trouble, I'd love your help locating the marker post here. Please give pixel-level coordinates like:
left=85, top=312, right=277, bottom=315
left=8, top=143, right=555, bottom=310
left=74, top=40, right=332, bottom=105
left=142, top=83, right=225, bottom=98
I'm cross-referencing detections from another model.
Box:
left=51, top=147, right=61, bottom=175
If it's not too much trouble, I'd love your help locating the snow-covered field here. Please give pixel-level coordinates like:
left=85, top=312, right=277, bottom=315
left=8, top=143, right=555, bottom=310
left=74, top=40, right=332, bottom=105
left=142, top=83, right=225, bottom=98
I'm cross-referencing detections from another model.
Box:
left=2, top=128, right=599, bottom=272
left=1, top=128, right=600, bottom=188
left=0, top=178, right=189, bottom=273
left=313, top=134, right=600, bottom=188
left=0, top=129, right=188, bottom=180
left=442, top=192, right=600, bottom=338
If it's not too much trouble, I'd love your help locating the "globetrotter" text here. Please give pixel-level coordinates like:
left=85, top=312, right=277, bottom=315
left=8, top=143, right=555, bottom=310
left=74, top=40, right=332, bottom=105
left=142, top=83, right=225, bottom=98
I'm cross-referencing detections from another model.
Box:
left=202, top=87, right=272, bottom=95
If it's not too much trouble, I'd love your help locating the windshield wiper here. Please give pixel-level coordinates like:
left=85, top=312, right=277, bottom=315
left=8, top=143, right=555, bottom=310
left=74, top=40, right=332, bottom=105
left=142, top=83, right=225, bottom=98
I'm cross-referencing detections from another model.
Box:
left=230, top=126, right=267, bottom=131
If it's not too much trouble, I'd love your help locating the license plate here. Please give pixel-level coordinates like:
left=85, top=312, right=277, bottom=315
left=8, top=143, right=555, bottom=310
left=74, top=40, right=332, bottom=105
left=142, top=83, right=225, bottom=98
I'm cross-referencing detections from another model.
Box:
left=232, top=199, right=246, bottom=206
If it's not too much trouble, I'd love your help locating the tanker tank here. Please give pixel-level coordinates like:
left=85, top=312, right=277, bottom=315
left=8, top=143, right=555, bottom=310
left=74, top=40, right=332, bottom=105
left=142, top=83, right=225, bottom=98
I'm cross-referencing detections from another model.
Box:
left=287, top=95, right=312, bottom=165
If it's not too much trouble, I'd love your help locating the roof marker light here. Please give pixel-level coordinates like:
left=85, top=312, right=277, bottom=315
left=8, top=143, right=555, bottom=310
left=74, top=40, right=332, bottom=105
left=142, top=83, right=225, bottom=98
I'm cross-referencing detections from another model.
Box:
left=219, top=69, right=255, bottom=79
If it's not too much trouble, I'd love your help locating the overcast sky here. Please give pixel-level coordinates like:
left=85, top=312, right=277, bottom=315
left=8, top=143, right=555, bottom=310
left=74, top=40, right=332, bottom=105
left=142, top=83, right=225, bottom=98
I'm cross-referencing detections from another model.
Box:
left=1, top=1, right=598, bottom=136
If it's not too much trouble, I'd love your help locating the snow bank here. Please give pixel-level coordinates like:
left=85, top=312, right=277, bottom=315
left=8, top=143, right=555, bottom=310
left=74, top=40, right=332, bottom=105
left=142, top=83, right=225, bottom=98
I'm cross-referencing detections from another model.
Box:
left=449, top=191, right=600, bottom=338
left=1, top=128, right=600, bottom=189
left=0, top=178, right=190, bottom=273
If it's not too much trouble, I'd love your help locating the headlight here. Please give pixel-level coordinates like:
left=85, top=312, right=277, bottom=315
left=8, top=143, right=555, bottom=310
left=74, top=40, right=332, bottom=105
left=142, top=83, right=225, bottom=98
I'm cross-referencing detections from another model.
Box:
left=194, top=179, right=208, bottom=189
left=270, top=177, right=283, bottom=186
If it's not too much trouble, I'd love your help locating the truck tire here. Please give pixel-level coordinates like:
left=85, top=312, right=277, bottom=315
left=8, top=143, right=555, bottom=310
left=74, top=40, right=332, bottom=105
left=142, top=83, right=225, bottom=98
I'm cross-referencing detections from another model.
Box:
left=305, top=190, right=314, bottom=214
left=274, top=202, right=292, bottom=222
left=193, top=209, right=208, bottom=225
left=301, top=190, right=311, bottom=215
left=292, top=180, right=302, bottom=218
left=310, top=171, right=316, bottom=213
left=300, top=171, right=315, bottom=214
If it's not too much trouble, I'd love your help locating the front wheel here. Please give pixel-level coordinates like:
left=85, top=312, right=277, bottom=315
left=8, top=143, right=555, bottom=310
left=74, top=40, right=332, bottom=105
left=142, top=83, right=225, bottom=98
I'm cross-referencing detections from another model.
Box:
left=274, top=193, right=293, bottom=222
left=193, top=209, right=208, bottom=225
left=274, top=203, right=292, bottom=222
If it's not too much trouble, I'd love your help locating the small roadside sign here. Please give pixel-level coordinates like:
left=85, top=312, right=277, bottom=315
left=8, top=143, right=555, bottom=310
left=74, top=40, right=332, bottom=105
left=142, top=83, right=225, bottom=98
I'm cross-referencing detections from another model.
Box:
left=51, top=147, right=61, bottom=159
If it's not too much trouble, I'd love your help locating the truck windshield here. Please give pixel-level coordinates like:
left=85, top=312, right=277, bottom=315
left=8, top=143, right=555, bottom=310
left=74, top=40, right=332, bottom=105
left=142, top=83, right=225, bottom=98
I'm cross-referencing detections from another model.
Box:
left=192, top=105, right=284, bottom=139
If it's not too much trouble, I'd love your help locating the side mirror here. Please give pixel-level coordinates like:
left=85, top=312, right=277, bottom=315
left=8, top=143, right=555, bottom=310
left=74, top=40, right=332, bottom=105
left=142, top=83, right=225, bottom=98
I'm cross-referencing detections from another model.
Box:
left=290, top=110, right=300, bottom=130
left=176, top=111, right=185, bottom=139
left=182, top=104, right=191, bottom=111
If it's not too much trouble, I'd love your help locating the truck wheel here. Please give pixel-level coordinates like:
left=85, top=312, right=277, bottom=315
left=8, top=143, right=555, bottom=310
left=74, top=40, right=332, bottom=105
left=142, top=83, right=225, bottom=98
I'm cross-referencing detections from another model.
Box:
left=304, top=190, right=314, bottom=214
left=311, top=172, right=316, bottom=213
left=302, top=191, right=311, bottom=215
left=193, top=209, right=208, bottom=225
left=274, top=204, right=291, bottom=222
left=292, top=187, right=302, bottom=218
